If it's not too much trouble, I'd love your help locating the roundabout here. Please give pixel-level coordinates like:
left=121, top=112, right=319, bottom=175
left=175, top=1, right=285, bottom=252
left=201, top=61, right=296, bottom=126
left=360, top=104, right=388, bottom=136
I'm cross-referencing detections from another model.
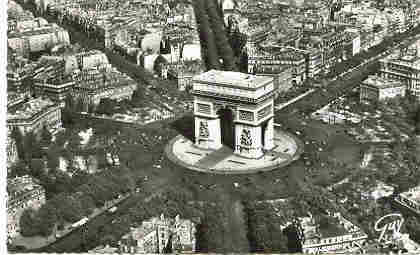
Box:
left=165, top=127, right=303, bottom=174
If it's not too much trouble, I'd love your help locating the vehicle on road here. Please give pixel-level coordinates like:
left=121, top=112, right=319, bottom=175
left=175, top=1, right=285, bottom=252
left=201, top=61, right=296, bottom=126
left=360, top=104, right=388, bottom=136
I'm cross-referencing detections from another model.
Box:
left=70, top=217, right=88, bottom=229
left=108, top=206, right=117, bottom=213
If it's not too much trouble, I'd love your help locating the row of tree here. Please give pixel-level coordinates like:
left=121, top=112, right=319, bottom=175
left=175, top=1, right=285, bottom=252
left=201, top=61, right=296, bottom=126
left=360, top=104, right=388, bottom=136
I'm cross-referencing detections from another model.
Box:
left=204, top=0, right=237, bottom=71
left=226, top=17, right=248, bottom=73
left=193, top=0, right=222, bottom=70
left=10, top=126, right=52, bottom=164
left=414, top=106, right=420, bottom=134
left=193, top=0, right=238, bottom=71
left=243, top=201, right=290, bottom=253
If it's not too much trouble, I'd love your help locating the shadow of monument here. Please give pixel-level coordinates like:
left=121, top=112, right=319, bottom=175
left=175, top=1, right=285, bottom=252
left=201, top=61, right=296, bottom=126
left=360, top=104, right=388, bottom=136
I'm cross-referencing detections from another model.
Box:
left=170, top=114, right=195, bottom=142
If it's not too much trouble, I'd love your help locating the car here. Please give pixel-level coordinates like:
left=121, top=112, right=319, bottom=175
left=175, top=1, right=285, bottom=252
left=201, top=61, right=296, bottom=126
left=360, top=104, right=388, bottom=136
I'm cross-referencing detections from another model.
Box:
left=108, top=206, right=118, bottom=213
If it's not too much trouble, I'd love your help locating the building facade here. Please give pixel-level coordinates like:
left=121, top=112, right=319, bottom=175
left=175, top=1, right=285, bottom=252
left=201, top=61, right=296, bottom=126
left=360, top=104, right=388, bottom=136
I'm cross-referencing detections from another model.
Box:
left=165, top=60, right=205, bottom=91
left=248, top=63, right=294, bottom=96
left=288, top=46, right=323, bottom=78
left=8, top=24, right=70, bottom=57
left=7, top=175, right=46, bottom=238
left=7, top=136, right=19, bottom=168
left=248, top=48, right=307, bottom=88
left=7, top=97, right=62, bottom=135
left=7, top=92, right=26, bottom=109
left=299, top=213, right=368, bottom=254
left=72, top=68, right=137, bottom=109
left=394, top=185, right=420, bottom=215
left=360, top=75, right=406, bottom=103
left=379, top=47, right=420, bottom=100
left=300, top=29, right=360, bottom=72
left=7, top=53, right=39, bottom=97
left=119, top=214, right=196, bottom=254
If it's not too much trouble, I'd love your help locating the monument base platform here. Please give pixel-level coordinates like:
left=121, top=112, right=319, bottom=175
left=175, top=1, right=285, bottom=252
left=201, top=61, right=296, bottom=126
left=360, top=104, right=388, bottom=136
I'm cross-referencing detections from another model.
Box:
left=165, top=128, right=303, bottom=175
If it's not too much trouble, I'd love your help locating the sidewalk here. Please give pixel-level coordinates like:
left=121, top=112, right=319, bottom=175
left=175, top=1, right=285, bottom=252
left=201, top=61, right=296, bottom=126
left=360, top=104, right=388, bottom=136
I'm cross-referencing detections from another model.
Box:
left=10, top=194, right=130, bottom=250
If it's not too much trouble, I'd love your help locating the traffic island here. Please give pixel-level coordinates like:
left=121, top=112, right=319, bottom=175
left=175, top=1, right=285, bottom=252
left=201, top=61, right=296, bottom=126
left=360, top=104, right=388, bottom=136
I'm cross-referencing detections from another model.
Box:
left=165, top=127, right=303, bottom=174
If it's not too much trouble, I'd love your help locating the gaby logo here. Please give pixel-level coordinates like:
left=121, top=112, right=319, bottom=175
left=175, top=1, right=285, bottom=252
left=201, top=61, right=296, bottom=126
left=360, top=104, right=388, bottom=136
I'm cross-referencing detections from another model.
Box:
left=374, top=214, right=404, bottom=244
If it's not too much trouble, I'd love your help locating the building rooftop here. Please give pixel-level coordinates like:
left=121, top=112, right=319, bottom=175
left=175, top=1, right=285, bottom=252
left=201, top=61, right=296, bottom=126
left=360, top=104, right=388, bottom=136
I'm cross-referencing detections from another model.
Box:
left=88, top=245, right=118, bottom=254
left=8, top=25, right=65, bottom=38
left=122, top=214, right=195, bottom=242
left=8, top=97, right=57, bottom=121
left=382, top=47, right=420, bottom=70
left=400, top=185, right=420, bottom=205
left=7, top=175, right=44, bottom=203
left=302, top=213, right=364, bottom=241
left=362, top=75, right=405, bottom=89
left=167, top=60, right=205, bottom=77
left=193, top=70, right=273, bottom=89
left=250, top=48, right=306, bottom=62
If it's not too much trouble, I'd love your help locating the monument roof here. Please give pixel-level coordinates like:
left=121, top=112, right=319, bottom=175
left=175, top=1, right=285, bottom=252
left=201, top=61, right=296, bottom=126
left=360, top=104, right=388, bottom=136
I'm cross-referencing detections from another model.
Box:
left=193, top=70, right=273, bottom=89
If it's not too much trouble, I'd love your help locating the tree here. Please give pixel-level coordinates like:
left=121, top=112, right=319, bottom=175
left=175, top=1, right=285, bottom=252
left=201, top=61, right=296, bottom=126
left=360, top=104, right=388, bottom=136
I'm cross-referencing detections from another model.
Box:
left=11, top=127, right=24, bottom=160
left=239, top=50, right=248, bottom=73
left=53, top=170, right=73, bottom=194
left=131, top=86, right=147, bottom=107
left=29, top=159, right=45, bottom=179
left=40, top=126, right=52, bottom=148
left=153, top=55, right=168, bottom=76
left=229, top=30, right=247, bottom=58
left=23, top=132, right=42, bottom=162
left=205, top=0, right=237, bottom=70
left=87, top=102, right=95, bottom=114
left=66, top=132, right=82, bottom=152
left=244, top=201, right=289, bottom=253
left=36, top=203, right=58, bottom=237
left=46, top=149, right=60, bottom=171
left=193, top=0, right=221, bottom=70
left=20, top=209, right=40, bottom=237
left=96, top=98, right=116, bottom=116
left=75, top=97, right=85, bottom=113
left=404, top=216, right=420, bottom=243
left=415, top=107, right=420, bottom=134
left=54, top=194, right=84, bottom=224
left=8, top=160, right=29, bottom=177
left=62, top=94, right=76, bottom=127
left=77, top=194, right=95, bottom=216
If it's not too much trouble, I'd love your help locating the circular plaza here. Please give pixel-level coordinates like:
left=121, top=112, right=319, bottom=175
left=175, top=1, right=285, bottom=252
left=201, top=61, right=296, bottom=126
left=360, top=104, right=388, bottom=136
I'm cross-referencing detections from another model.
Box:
left=165, top=127, right=303, bottom=175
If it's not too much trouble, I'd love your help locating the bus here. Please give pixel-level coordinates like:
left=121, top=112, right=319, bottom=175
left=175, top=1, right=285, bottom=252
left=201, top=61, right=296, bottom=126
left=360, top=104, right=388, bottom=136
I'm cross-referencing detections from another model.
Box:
left=71, top=217, right=88, bottom=229
left=108, top=206, right=118, bottom=213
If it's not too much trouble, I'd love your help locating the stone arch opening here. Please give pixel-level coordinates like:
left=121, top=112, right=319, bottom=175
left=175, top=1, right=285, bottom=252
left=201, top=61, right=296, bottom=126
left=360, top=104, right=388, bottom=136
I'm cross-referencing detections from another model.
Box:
left=261, top=120, right=268, bottom=149
left=217, top=107, right=235, bottom=149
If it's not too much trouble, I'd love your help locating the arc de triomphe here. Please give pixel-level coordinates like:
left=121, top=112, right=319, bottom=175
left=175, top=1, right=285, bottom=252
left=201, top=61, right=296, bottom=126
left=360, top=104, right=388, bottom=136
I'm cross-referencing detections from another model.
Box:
left=191, top=70, right=275, bottom=159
